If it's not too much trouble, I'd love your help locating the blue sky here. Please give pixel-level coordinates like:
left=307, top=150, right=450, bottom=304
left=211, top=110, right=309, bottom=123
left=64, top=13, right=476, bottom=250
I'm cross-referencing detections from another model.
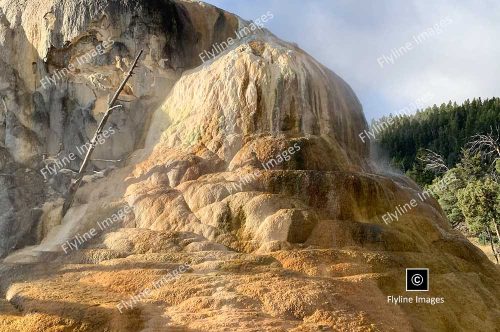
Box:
left=203, top=0, right=500, bottom=121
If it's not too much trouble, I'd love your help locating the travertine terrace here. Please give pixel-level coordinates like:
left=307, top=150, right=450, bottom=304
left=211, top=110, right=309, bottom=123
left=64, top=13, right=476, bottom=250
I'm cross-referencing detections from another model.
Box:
left=0, top=1, right=498, bottom=331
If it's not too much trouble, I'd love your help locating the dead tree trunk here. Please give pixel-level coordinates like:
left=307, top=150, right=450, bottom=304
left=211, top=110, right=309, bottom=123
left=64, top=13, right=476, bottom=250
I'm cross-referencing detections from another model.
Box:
left=494, top=221, right=500, bottom=260
left=494, top=221, right=500, bottom=244
left=486, top=226, right=499, bottom=264
left=62, top=49, right=143, bottom=216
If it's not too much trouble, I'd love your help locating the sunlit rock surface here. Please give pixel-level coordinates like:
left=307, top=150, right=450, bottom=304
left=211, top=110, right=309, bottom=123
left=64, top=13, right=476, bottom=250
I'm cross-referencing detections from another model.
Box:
left=0, top=0, right=499, bottom=331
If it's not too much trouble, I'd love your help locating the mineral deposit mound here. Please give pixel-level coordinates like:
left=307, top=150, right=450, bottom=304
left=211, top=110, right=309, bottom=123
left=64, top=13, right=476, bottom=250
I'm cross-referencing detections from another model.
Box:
left=0, top=0, right=498, bottom=331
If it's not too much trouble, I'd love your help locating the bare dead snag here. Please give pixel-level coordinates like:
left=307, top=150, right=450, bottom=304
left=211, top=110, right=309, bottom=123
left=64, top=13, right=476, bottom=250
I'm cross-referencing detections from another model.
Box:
left=417, top=149, right=449, bottom=174
left=466, top=126, right=500, bottom=163
left=486, top=226, right=499, bottom=264
left=62, top=49, right=143, bottom=216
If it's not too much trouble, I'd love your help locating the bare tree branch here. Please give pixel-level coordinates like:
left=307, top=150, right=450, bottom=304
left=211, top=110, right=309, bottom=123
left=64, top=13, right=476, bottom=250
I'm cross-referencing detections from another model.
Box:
left=417, top=149, right=449, bottom=174
left=91, top=159, right=122, bottom=163
left=466, top=126, right=500, bottom=161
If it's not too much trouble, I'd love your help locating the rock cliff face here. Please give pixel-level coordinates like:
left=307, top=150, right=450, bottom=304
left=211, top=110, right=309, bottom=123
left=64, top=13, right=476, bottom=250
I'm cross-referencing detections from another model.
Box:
left=0, top=1, right=499, bottom=331
left=0, top=0, right=241, bottom=257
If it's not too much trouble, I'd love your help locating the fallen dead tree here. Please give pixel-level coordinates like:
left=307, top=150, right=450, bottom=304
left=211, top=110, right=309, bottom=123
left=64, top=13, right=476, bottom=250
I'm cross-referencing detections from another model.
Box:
left=62, top=49, right=143, bottom=216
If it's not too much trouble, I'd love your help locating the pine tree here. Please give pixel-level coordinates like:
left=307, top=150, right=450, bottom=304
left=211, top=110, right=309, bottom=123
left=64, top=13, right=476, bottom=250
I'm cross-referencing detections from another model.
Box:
left=457, top=177, right=500, bottom=263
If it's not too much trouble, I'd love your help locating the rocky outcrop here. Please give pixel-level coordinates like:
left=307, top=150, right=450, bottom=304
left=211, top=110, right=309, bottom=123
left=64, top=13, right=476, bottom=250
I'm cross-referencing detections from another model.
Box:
left=0, top=0, right=239, bottom=257
left=0, top=0, right=499, bottom=331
